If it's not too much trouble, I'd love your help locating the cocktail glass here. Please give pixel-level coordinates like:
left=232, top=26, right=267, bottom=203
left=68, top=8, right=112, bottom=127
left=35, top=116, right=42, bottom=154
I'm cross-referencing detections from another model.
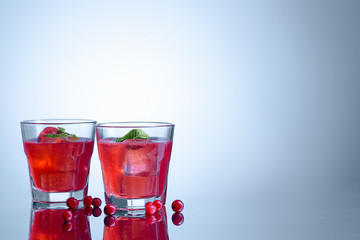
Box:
left=21, top=119, right=96, bottom=202
left=96, top=122, right=174, bottom=210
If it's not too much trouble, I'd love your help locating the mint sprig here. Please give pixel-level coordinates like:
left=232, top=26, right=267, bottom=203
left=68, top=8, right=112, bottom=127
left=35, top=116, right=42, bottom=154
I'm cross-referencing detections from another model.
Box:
left=44, top=127, right=78, bottom=138
left=114, top=129, right=149, bottom=142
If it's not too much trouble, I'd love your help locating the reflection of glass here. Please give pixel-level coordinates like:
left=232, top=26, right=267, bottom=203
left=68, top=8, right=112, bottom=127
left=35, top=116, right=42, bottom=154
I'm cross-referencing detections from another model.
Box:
left=21, top=119, right=96, bottom=202
left=29, top=202, right=91, bottom=240
left=103, top=208, right=169, bottom=240
left=96, top=122, right=174, bottom=210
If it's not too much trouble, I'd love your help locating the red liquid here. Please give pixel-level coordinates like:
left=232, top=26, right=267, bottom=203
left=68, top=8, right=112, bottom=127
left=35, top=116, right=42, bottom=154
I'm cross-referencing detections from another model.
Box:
left=30, top=208, right=91, bottom=240
left=103, top=212, right=169, bottom=240
left=97, top=139, right=172, bottom=199
left=24, top=139, right=94, bottom=192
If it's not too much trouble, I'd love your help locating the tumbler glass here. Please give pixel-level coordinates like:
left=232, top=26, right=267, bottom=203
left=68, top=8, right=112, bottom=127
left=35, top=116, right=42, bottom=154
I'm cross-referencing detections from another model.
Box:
left=21, top=119, right=96, bottom=202
left=96, top=122, right=174, bottom=210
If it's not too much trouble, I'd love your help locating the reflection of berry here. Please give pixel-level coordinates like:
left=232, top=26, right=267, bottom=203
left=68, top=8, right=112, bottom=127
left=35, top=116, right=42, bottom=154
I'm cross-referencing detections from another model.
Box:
left=171, top=200, right=184, bottom=213
left=153, top=200, right=163, bottom=211
left=69, top=208, right=78, bottom=218
left=84, top=206, right=93, bottom=216
left=62, top=221, right=73, bottom=231
left=104, top=204, right=116, bottom=215
left=92, top=207, right=102, bottom=217
left=154, top=211, right=163, bottom=222
left=62, top=210, right=73, bottom=221
left=83, top=196, right=93, bottom=206
left=145, top=214, right=157, bottom=224
left=92, top=198, right=102, bottom=208
left=104, top=216, right=116, bottom=227
left=66, top=197, right=79, bottom=209
left=172, top=213, right=184, bottom=226
left=145, top=202, right=157, bottom=215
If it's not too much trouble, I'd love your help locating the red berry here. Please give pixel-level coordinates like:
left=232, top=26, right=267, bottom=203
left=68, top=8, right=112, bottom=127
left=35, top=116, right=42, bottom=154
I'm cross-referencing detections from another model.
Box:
left=171, top=200, right=184, bottom=213
left=92, top=207, right=102, bottom=217
left=153, top=200, right=163, bottom=211
left=83, top=196, right=93, bottom=206
left=104, top=204, right=116, bottom=215
left=145, top=214, right=157, bottom=224
left=62, top=210, right=73, bottom=221
left=92, top=198, right=102, bottom=208
left=154, top=211, right=163, bottom=222
left=84, top=206, right=93, bottom=216
left=104, top=216, right=116, bottom=227
left=172, top=213, right=184, bottom=226
left=39, top=127, right=58, bottom=142
left=66, top=197, right=79, bottom=209
left=62, top=221, right=73, bottom=231
left=145, top=202, right=157, bottom=215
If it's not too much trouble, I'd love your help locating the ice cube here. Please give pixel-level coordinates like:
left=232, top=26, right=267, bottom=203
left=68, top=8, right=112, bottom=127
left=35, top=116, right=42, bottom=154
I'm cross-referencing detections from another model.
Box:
left=123, top=140, right=157, bottom=176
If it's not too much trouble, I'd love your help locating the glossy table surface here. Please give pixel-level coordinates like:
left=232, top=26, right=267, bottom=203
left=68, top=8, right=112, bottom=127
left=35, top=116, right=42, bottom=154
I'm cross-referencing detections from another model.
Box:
left=3, top=185, right=360, bottom=239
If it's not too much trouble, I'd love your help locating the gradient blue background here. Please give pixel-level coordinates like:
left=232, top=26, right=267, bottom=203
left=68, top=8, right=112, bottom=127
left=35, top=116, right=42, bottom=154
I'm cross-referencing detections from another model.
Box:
left=1, top=0, right=360, bottom=239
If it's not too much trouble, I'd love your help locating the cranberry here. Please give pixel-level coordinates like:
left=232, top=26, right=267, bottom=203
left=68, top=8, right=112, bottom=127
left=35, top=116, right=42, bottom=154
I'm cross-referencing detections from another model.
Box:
left=83, top=196, right=93, bottom=206
left=104, top=216, right=116, bottom=227
left=62, top=221, right=73, bottom=231
left=145, top=202, right=157, bottom=215
left=66, top=197, right=79, bottom=209
left=92, top=207, right=102, bottom=217
left=84, top=206, right=93, bottom=216
left=153, top=200, right=163, bottom=211
left=171, top=200, right=184, bottom=213
left=172, top=213, right=184, bottom=226
left=92, top=198, right=102, bottom=208
left=145, top=214, right=157, bottom=224
left=62, top=210, right=73, bottom=221
left=104, top=204, right=116, bottom=215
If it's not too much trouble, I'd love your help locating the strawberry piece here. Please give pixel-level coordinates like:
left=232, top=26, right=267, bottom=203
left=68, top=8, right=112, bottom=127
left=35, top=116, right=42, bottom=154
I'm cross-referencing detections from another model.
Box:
left=39, top=127, right=58, bottom=142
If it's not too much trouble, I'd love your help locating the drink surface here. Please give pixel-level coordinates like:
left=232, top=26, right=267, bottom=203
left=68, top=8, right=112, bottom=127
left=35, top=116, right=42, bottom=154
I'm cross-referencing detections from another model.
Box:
left=103, top=214, right=169, bottom=240
left=30, top=208, right=91, bottom=240
left=24, top=138, right=94, bottom=192
left=97, top=138, right=172, bottom=199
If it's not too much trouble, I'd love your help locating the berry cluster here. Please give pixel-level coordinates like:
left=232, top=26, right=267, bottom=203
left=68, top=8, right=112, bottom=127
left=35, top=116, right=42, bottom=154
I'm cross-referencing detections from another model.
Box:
left=82, top=196, right=103, bottom=217
left=61, top=197, right=185, bottom=230
left=144, top=200, right=164, bottom=224
left=61, top=196, right=118, bottom=230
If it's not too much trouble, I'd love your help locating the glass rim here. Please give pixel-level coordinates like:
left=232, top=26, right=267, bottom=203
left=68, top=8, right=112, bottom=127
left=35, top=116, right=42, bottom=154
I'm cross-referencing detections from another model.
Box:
left=96, top=122, right=175, bottom=128
left=21, top=119, right=97, bottom=125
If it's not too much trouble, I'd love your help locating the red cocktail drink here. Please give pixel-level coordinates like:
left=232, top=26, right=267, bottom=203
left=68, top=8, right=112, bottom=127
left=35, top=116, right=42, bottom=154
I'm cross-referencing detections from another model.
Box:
left=24, top=138, right=94, bottom=192
left=97, top=138, right=172, bottom=199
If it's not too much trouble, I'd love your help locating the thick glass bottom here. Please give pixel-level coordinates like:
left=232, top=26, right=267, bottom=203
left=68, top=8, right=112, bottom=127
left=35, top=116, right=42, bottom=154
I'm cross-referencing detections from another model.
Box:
left=31, top=186, right=88, bottom=202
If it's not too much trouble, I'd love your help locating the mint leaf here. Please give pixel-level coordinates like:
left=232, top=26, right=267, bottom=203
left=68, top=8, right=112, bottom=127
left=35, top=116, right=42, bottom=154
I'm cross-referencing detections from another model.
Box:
left=57, top=127, right=66, bottom=133
left=43, top=133, right=68, bottom=138
left=115, top=129, right=149, bottom=142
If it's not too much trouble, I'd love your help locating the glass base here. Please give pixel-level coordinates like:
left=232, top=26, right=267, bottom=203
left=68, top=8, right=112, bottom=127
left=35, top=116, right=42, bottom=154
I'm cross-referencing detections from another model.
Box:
left=105, top=193, right=164, bottom=210
left=32, top=187, right=88, bottom=203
